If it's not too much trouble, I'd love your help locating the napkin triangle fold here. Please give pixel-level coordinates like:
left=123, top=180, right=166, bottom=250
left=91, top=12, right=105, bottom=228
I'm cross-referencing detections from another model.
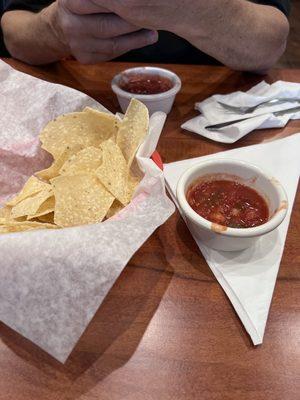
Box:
left=164, top=133, right=300, bottom=344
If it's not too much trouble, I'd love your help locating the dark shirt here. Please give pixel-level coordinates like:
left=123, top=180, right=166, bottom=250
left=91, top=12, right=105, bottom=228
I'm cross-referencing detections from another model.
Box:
left=0, top=0, right=291, bottom=63
left=0, top=0, right=9, bottom=55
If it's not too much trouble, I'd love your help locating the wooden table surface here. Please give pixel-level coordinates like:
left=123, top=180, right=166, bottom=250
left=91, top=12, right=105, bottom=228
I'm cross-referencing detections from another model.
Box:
left=1, top=60, right=299, bottom=400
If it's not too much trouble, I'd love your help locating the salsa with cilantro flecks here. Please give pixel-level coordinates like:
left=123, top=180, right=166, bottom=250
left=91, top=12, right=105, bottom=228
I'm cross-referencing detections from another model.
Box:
left=187, top=179, right=269, bottom=228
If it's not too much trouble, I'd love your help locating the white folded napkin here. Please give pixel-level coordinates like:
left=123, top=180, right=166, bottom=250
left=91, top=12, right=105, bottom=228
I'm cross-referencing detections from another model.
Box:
left=164, top=133, right=300, bottom=344
left=182, top=81, right=300, bottom=143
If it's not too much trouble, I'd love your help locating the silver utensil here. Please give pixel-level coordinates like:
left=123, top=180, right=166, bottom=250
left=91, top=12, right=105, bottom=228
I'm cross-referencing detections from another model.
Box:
left=217, top=98, right=300, bottom=114
left=205, top=105, right=300, bottom=131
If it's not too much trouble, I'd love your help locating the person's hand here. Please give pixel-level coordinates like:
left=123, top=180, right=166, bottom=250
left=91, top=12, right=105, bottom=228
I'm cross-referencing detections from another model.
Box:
left=84, top=0, right=191, bottom=34
left=46, top=0, right=158, bottom=63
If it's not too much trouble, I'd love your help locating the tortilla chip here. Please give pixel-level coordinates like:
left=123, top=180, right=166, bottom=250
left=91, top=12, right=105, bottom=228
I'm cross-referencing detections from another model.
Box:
left=84, top=107, right=120, bottom=142
left=51, top=174, right=114, bottom=227
left=96, top=139, right=132, bottom=205
left=128, top=173, right=140, bottom=198
left=60, top=146, right=102, bottom=176
left=117, top=99, right=149, bottom=166
left=36, top=144, right=83, bottom=181
left=27, top=196, right=55, bottom=220
left=6, top=177, right=50, bottom=207
left=0, top=101, right=148, bottom=235
left=11, top=188, right=53, bottom=219
left=83, top=107, right=118, bottom=123
left=0, top=220, right=56, bottom=234
left=37, top=212, right=55, bottom=224
left=106, top=200, right=124, bottom=219
left=105, top=174, right=139, bottom=219
left=0, top=206, right=12, bottom=221
left=40, top=111, right=119, bottom=159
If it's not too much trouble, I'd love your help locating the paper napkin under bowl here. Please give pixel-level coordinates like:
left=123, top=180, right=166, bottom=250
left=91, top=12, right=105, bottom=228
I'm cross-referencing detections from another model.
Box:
left=182, top=81, right=300, bottom=143
left=164, top=133, right=300, bottom=344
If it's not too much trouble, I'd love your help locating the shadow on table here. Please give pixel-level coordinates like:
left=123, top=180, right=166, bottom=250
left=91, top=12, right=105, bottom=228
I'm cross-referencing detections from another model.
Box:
left=0, top=234, right=173, bottom=399
left=159, top=210, right=215, bottom=281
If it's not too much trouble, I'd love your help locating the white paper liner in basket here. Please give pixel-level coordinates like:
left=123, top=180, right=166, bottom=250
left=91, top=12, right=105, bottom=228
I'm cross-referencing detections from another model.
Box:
left=0, top=61, right=175, bottom=362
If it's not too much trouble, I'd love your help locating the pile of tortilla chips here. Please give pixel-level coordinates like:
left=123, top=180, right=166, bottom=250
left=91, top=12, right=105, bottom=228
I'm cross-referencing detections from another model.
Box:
left=0, top=99, right=149, bottom=234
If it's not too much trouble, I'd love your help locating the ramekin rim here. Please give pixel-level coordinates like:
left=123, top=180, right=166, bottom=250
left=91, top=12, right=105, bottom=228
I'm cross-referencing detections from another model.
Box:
left=176, top=158, right=288, bottom=238
left=111, top=66, right=182, bottom=100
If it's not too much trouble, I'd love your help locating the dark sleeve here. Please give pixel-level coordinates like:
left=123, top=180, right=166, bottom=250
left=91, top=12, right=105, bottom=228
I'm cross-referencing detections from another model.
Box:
left=0, top=31, right=9, bottom=57
left=252, top=0, right=291, bottom=16
left=5, top=0, right=54, bottom=13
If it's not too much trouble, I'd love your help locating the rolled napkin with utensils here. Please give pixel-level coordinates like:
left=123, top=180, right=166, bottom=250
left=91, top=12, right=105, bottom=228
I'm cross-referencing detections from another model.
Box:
left=182, top=81, right=300, bottom=143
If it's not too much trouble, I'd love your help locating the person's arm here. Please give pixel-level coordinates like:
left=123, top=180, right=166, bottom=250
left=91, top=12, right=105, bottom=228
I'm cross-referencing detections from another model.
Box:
left=89, top=0, right=290, bottom=71
left=1, top=5, right=67, bottom=64
left=1, top=1, right=158, bottom=65
left=177, top=1, right=290, bottom=72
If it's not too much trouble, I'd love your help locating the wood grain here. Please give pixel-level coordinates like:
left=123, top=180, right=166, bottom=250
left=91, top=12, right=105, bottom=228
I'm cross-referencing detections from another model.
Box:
left=0, top=60, right=299, bottom=400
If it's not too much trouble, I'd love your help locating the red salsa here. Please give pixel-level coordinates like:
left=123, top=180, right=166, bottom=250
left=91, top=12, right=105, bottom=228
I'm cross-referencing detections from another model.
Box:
left=120, top=73, right=173, bottom=95
left=187, top=179, right=269, bottom=229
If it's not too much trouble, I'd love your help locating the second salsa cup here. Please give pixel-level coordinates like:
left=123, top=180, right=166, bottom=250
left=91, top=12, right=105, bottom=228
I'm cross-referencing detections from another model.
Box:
left=111, top=66, right=181, bottom=115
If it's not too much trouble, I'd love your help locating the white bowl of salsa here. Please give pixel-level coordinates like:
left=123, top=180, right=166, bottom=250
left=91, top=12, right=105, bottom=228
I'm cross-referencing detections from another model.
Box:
left=176, top=159, right=288, bottom=251
left=111, top=66, right=181, bottom=115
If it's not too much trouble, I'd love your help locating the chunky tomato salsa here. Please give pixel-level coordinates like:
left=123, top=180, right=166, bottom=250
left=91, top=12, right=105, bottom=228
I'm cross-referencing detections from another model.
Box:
left=120, top=73, right=173, bottom=95
left=187, top=179, right=269, bottom=229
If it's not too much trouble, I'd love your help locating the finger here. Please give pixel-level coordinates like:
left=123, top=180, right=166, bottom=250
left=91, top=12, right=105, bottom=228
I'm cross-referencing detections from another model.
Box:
left=72, top=30, right=159, bottom=64
left=75, top=13, right=141, bottom=39
left=61, top=0, right=110, bottom=14
left=92, top=30, right=159, bottom=56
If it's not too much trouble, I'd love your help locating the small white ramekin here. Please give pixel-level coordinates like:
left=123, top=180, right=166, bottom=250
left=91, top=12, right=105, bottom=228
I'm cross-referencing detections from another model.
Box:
left=176, top=159, right=288, bottom=252
left=111, top=66, right=181, bottom=115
